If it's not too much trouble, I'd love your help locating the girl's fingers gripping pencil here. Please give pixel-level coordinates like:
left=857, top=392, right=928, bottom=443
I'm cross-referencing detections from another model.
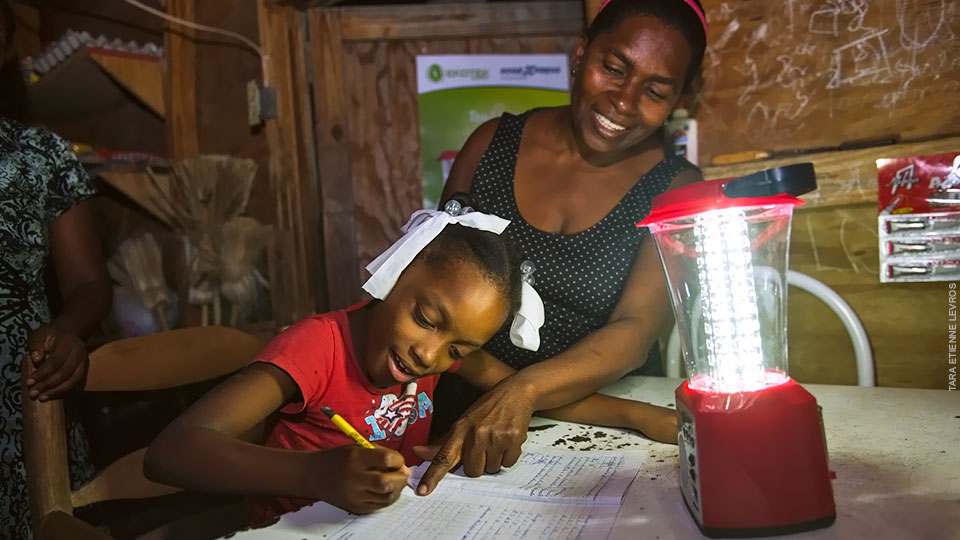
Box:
left=321, top=406, right=376, bottom=449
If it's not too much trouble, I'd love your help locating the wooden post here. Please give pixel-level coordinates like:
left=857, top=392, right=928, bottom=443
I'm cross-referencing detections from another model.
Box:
left=21, top=359, right=72, bottom=539
left=308, top=8, right=361, bottom=311
left=163, top=0, right=199, bottom=159
left=164, top=0, right=201, bottom=328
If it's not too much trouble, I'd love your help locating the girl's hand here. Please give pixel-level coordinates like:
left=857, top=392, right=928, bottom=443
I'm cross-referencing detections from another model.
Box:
left=630, top=403, right=679, bottom=444
left=310, top=445, right=411, bottom=514
left=25, top=324, right=89, bottom=401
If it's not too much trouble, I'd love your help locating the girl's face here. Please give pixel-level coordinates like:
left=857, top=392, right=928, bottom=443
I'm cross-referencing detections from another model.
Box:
left=570, top=14, right=693, bottom=159
left=362, top=258, right=509, bottom=388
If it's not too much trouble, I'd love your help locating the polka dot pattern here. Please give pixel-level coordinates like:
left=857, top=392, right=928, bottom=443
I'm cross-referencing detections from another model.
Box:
left=474, top=111, right=695, bottom=372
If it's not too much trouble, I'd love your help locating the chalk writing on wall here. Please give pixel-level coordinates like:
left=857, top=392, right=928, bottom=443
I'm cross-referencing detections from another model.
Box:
left=696, top=0, right=959, bottom=162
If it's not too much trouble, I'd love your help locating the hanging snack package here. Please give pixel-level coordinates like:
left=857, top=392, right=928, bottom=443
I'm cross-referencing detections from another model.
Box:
left=877, top=152, right=960, bottom=283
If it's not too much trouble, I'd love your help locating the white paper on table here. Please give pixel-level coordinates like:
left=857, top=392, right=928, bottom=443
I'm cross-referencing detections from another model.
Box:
left=408, top=449, right=643, bottom=505
left=222, top=450, right=643, bottom=540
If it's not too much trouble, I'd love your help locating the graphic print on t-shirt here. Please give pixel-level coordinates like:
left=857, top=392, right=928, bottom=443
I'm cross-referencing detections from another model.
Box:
left=364, top=391, right=434, bottom=441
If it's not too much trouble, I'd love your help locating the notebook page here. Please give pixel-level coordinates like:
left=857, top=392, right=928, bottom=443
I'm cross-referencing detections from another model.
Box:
left=409, top=450, right=643, bottom=505
left=222, top=450, right=642, bottom=540
left=328, top=488, right=620, bottom=540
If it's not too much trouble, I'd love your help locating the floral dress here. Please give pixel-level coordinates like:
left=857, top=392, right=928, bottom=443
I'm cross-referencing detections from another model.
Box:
left=0, top=118, right=96, bottom=539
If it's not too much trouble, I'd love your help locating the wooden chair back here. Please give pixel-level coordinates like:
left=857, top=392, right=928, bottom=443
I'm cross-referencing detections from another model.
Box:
left=22, top=326, right=267, bottom=540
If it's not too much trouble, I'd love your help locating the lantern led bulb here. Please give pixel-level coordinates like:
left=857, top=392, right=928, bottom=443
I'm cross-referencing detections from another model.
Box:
left=692, top=208, right=766, bottom=393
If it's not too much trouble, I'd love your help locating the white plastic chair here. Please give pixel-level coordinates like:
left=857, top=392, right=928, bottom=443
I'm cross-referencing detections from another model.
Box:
left=665, top=269, right=876, bottom=386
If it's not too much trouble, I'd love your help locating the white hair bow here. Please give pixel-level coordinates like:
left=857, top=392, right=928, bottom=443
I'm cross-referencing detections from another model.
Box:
left=362, top=204, right=544, bottom=351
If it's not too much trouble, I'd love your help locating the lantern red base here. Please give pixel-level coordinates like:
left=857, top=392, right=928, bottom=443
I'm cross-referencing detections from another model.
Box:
left=675, top=378, right=836, bottom=537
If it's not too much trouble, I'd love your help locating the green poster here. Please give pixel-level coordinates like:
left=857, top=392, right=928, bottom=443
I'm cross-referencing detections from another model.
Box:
left=417, top=54, right=570, bottom=209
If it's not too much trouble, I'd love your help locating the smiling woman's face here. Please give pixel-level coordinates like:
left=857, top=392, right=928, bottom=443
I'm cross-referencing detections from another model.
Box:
left=570, top=14, right=693, bottom=159
left=361, top=257, right=509, bottom=389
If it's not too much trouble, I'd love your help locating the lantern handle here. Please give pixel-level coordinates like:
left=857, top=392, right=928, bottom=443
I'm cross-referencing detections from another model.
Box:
left=722, top=163, right=817, bottom=199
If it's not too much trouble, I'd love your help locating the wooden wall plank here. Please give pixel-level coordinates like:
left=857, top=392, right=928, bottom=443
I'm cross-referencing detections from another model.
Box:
left=258, top=1, right=318, bottom=322
left=789, top=202, right=945, bottom=389
left=339, top=2, right=584, bottom=41
left=193, top=1, right=273, bottom=226
left=336, top=32, right=578, bottom=281
left=703, top=136, right=960, bottom=208
left=343, top=38, right=423, bottom=281
left=287, top=9, right=327, bottom=312
left=307, top=9, right=362, bottom=310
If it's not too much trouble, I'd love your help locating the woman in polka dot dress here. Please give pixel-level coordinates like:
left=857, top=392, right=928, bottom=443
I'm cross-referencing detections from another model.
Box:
left=418, top=0, right=708, bottom=492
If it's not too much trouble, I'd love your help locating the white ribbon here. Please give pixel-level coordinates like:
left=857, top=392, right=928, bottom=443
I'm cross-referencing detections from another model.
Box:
left=510, top=280, right=544, bottom=351
left=363, top=209, right=544, bottom=351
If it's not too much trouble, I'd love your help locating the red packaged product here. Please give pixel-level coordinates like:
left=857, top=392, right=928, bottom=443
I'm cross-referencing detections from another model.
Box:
left=877, top=152, right=960, bottom=215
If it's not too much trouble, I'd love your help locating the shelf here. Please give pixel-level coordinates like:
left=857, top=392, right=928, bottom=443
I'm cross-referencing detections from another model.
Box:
left=88, top=49, right=165, bottom=116
left=96, top=166, right=172, bottom=227
left=28, top=47, right=165, bottom=122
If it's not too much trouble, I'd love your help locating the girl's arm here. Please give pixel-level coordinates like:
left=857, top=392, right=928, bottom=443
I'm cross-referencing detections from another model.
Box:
left=144, top=363, right=309, bottom=496
left=144, top=363, right=409, bottom=514
left=456, top=351, right=677, bottom=444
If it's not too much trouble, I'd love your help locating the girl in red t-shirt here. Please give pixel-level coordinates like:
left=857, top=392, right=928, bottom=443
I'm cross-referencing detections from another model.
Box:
left=144, top=195, right=677, bottom=523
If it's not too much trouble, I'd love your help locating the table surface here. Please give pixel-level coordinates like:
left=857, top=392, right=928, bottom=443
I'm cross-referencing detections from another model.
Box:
left=238, top=377, right=960, bottom=540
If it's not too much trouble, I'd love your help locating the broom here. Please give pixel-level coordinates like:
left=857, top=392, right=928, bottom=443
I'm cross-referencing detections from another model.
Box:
left=109, top=232, right=170, bottom=331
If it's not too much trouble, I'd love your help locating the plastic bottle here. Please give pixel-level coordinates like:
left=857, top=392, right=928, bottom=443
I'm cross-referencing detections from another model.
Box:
left=665, top=108, right=698, bottom=166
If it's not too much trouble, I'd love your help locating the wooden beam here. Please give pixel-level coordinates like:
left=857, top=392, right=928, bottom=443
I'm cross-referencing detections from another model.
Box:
left=308, top=8, right=361, bottom=310
left=163, top=0, right=199, bottom=159
left=702, top=136, right=960, bottom=209
left=338, top=1, right=584, bottom=41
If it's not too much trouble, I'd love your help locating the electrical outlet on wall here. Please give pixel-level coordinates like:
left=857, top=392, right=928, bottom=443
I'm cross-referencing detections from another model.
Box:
left=246, top=80, right=278, bottom=126
left=246, top=80, right=261, bottom=127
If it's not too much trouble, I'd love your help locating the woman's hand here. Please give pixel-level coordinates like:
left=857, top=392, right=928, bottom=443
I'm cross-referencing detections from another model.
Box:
left=24, top=324, right=89, bottom=401
left=309, top=445, right=410, bottom=514
left=413, top=378, right=535, bottom=495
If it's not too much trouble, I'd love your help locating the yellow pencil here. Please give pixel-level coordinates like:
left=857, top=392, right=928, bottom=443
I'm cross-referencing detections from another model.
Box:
left=321, top=405, right=375, bottom=449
